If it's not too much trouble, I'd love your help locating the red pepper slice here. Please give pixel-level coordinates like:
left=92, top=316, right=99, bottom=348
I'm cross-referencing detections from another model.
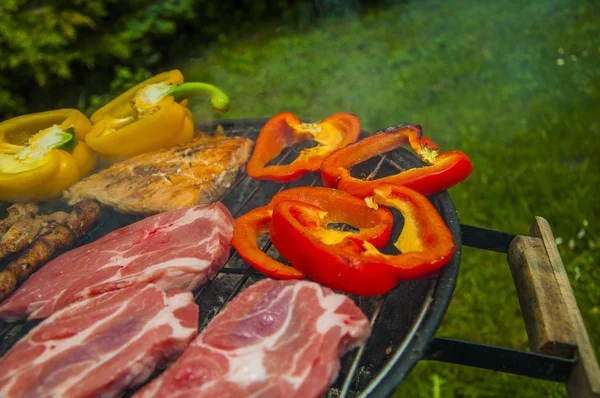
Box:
left=230, top=186, right=394, bottom=279
left=269, top=184, right=456, bottom=296
left=246, top=112, right=361, bottom=183
left=269, top=187, right=393, bottom=249
left=320, top=123, right=473, bottom=197
left=231, top=206, right=303, bottom=279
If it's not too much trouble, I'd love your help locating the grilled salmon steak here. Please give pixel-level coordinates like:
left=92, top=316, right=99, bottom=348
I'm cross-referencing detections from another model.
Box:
left=64, top=135, right=253, bottom=215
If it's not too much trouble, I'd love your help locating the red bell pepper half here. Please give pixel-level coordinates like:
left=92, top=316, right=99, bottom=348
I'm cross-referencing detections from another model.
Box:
left=269, top=184, right=456, bottom=296
left=246, top=112, right=361, bottom=183
left=230, top=205, right=304, bottom=280
left=320, top=123, right=473, bottom=198
left=230, top=187, right=394, bottom=279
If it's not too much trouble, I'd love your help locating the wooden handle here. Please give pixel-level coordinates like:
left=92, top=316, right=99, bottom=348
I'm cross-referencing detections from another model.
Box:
left=507, top=234, right=577, bottom=357
left=507, top=216, right=600, bottom=398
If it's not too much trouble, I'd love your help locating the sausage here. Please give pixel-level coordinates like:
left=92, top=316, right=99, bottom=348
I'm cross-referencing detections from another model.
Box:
left=0, top=272, right=16, bottom=303
left=0, top=218, right=44, bottom=262
left=65, top=200, right=101, bottom=238
left=0, top=211, right=70, bottom=262
left=0, top=200, right=101, bottom=301
left=0, top=203, right=39, bottom=236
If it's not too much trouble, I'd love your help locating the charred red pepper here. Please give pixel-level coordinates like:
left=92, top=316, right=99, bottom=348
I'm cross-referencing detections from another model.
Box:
left=320, top=123, right=473, bottom=198
left=270, top=187, right=394, bottom=249
left=231, top=205, right=304, bottom=280
left=246, top=112, right=361, bottom=182
left=269, top=184, right=456, bottom=296
left=230, top=187, right=393, bottom=279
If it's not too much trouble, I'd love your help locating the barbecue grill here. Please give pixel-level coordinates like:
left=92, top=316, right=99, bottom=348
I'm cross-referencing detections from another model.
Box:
left=0, top=118, right=598, bottom=397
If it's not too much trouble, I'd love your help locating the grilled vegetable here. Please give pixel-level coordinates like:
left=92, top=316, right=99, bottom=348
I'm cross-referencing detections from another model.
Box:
left=269, top=185, right=456, bottom=296
left=246, top=112, right=361, bottom=183
left=270, top=187, right=393, bottom=248
left=0, top=109, right=95, bottom=202
left=0, top=200, right=101, bottom=301
left=86, top=69, right=230, bottom=159
left=320, top=123, right=473, bottom=197
left=231, top=205, right=301, bottom=279
left=231, top=187, right=393, bottom=279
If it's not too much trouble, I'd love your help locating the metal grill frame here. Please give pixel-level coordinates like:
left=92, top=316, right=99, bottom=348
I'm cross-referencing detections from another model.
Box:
left=0, top=118, right=463, bottom=398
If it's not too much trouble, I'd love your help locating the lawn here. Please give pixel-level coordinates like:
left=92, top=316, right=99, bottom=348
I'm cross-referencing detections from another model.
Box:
left=177, top=0, right=599, bottom=396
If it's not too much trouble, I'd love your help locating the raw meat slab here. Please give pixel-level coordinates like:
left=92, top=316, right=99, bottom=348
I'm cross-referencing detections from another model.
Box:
left=135, top=279, right=371, bottom=398
left=0, top=284, right=198, bottom=398
left=0, top=203, right=234, bottom=321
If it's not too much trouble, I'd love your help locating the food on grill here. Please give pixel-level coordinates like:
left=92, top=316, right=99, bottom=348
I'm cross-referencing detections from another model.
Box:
left=133, top=279, right=370, bottom=398
left=0, top=211, right=73, bottom=263
left=64, top=135, right=253, bottom=215
left=86, top=69, right=230, bottom=159
left=232, top=182, right=455, bottom=296
left=37, top=211, right=70, bottom=224
left=0, top=203, right=39, bottom=235
left=0, top=203, right=234, bottom=321
left=0, top=210, right=74, bottom=263
left=232, top=186, right=393, bottom=279
left=0, top=200, right=101, bottom=301
left=321, top=122, right=473, bottom=197
left=271, top=185, right=456, bottom=296
left=0, top=109, right=96, bottom=201
left=0, top=217, right=45, bottom=262
left=0, top=284, right=198, bottom=398
left=246, top=112, right=360, bottom=183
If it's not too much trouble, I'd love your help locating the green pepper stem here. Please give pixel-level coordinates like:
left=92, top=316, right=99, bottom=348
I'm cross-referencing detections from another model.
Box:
left=168, top=83, right=230, bottom=113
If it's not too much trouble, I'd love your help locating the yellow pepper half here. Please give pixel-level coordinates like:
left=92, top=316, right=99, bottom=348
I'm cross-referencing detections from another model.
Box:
left=86, top=69, right=229, bottom=159
left=0, top=109, right=96, bottom=202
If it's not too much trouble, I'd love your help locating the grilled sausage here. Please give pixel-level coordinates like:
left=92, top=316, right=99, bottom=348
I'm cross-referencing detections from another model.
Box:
left=0, top=211, right=70, bottom=263
left=8, top=223, right=73, bottom=283
left=0, top=200, right=101, bottom=301
left=64, top=200, right=101, bottom=238
left=0, top=218, right=44, bottom=262
left=0, top=272, right=16, bottom=303
left=38, top=211, right=69, bottom=225
left=0, top=203, right=39, bottom=236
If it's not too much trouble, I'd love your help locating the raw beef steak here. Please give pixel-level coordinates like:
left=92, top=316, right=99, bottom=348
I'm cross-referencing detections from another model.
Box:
left=0, top=284, right=198, bottom=398
left=134, top=279, right=371, bottom=398
left=0, top=203, right=234, bottom=321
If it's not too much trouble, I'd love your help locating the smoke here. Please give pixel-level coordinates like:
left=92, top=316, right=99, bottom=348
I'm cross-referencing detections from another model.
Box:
left=297, top=0, right=362, bottom=28
left=183, top=0, right=599, bottom=143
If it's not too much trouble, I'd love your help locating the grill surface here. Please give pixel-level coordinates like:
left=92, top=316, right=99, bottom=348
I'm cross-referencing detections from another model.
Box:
left=0, top=118, right=462, bottom=397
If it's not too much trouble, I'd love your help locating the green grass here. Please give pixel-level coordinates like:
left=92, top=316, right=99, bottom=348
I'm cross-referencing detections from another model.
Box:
left=178, top=0, right=600, bottom=396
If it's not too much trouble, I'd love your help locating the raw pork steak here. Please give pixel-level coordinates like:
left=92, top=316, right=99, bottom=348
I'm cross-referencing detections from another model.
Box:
left=0, top=284, right=198, bottom=398
left=0, top=203, right=234, bottom=321
left=134, top=279, right=371, bottom=398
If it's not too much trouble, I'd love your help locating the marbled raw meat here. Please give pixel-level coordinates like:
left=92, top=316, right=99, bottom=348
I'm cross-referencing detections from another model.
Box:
left=0, top=284, right=198, bottom=398
left=134, top=279, right=371, bottom=398
left=0, top=203, right=233, bottom=321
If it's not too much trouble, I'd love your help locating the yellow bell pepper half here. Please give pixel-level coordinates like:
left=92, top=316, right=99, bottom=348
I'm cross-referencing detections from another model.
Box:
left=0, top=109, right=96, bottom=202
left=85, top=69, right=230, bottom=159
left=90, top=70, right=184, bottom=124
left=86, top=96, right=186, bottom=158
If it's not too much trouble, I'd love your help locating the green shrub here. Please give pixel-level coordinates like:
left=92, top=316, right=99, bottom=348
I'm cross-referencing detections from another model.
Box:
left=0, top=0, right=382, bottom=119
left=0, top=0, right=196, bottom=119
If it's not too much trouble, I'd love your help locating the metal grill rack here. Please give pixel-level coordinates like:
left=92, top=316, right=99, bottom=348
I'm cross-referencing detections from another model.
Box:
left=182, top=118, right=463, bottom=398
left=0, top=118, right=598, bottom=398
